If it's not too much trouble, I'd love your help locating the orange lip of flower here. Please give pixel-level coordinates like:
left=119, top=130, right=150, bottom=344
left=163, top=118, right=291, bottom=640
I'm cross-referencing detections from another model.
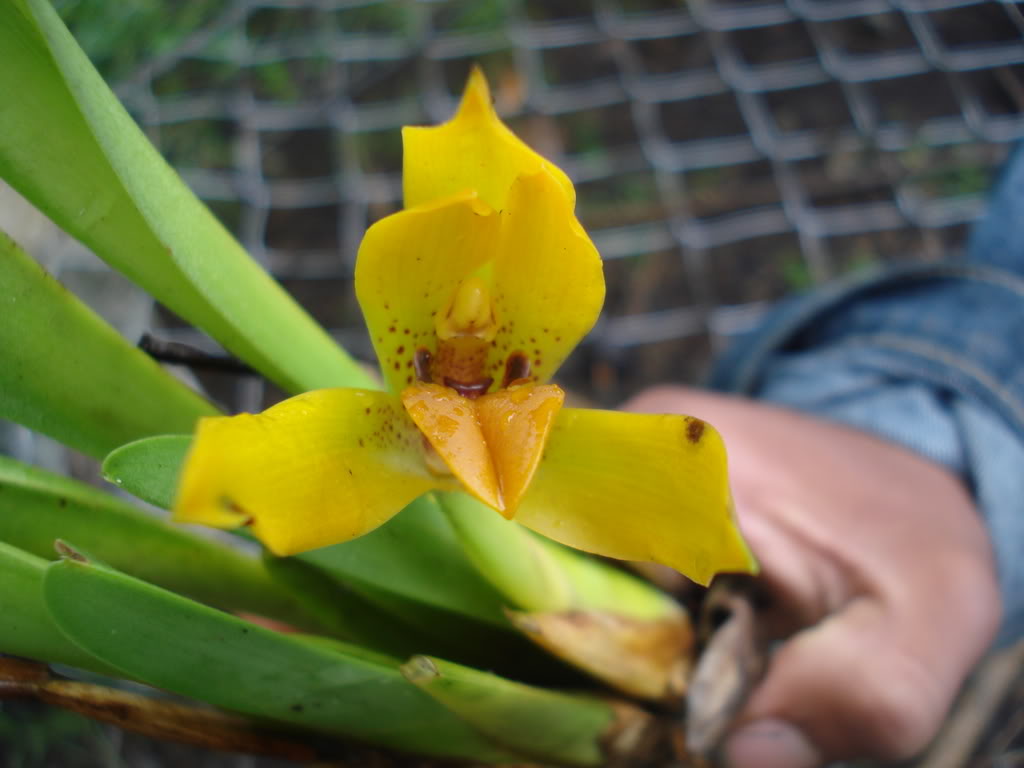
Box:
left=170, top=68, right=756, bottom=586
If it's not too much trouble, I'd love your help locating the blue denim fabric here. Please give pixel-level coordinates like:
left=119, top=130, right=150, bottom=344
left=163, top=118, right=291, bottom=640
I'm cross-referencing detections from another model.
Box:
left=709, top=145, right=1024, bottom=647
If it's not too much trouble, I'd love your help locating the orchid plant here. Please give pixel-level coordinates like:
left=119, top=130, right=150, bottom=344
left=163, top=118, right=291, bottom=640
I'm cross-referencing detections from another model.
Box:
left=0, top=1, right=754, bottom=764
left=175, top=69, right=753, bottom=584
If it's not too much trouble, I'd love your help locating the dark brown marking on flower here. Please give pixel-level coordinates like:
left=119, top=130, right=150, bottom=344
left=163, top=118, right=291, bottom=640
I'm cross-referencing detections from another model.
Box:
left=444, top=377, right=493, bottom=399
left=502, top=352, right=531, bottom=388
left=388, top=326, right=396, bottom=333
left=365, top=407, right=371, bottom=415
left=406, top=374, right=413, bottom=384
left=359, top=439, right=364, bottom=447
left=685, top=417, right=706, bottom=444
left=397, top=345, right=405, bottom=355
left=414, top=348, right=433, bottom=382
left=404, top=328, right=411, bottom=335
left=393, top=361, right=401, bottom=371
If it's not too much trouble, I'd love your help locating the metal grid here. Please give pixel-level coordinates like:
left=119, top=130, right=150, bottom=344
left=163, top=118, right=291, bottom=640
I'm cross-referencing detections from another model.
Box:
left=104, top=0, right=1024, bottom=407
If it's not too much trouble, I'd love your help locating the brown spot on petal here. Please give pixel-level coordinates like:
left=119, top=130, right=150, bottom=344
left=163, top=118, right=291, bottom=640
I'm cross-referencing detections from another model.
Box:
left=502, top=352, right=531, bottom=388
left=685, top=417, right=706, bottom=444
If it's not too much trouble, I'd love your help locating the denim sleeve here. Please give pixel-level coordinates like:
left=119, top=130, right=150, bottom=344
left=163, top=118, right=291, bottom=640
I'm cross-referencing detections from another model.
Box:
left=709, top=145, right=1024, bottom=647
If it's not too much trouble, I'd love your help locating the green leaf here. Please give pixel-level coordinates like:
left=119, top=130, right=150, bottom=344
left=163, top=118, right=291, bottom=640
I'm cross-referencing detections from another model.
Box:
left=103, top=434, right=191, bottom=509
left=301, top=495, right=512, bottom=630
left=440, top=491, right=684, bottom=620
left=43, top=558, right=526, bottom=762
left=402, top=655, right=617, bottom=766
left=0, top=455, right=338, bottom=633
left=0, top=0, right=372, bottom=394
left=0, top=230, right=216, bottom=459
left=0, top=541, right=116, bottom=675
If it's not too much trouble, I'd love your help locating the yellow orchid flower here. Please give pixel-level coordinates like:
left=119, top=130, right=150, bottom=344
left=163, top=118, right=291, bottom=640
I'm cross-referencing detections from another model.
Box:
left=173, top=69, right=755, bottom=585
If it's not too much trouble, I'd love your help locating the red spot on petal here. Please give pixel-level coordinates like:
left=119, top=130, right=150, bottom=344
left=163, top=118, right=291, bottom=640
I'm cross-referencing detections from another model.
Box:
left=397, top=345, right=405, bottom=354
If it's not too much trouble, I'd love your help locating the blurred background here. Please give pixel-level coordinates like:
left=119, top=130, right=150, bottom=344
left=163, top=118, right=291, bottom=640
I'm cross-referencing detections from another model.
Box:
left=2, top=0, right=1024, bottom=765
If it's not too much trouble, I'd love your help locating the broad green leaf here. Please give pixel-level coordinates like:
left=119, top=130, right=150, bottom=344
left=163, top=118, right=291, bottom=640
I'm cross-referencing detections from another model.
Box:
left=301, top=495, right=512, bottom=629
left=43, top=558, right=526, bottom=763
left=103, top=434, right=191, bottom=509
left=260, top=555, right=463, bottom=660
left=0, top=230, right=216, bottom=459
left=0, top=0, right=372, bottom=394
left=403, top=655, right=617, bottom=766
left=0, top=455, right=339, bottom=632
left=0, top=541, right=116, bottom=675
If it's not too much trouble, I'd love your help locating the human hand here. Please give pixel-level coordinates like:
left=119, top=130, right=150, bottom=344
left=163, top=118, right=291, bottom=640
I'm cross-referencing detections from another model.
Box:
left=624, top=387, right=1001, bottom=768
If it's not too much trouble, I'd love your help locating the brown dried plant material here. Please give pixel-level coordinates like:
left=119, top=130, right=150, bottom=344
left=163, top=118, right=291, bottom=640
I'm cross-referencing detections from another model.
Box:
left=0, top=658, right=316, bottom=761
left=508, top=608, right=695, bottom=702
left=602, top=700, right=677, bottom=768
left=685, top=586, right=766, bottom=756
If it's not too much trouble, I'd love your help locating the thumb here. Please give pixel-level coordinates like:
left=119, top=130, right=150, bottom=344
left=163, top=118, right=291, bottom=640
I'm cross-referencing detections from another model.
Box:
left=724, top=596, right=973, bottom=768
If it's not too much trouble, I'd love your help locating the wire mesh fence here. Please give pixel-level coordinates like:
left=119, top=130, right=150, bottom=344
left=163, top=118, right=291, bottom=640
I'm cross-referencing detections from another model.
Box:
left=84, top=0, right=1023, bottom=411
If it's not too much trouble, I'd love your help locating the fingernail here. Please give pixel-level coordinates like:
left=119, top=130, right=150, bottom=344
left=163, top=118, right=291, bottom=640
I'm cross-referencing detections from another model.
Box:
left=724, top=719, right=821, bottom=768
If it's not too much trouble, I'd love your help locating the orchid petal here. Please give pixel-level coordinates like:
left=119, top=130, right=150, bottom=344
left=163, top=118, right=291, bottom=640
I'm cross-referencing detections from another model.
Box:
left=515, top=409, right=757, bottom=586
left=358, top=170, right=602, bottom=394
left=356, top=193, right=498, bottom=394
left=401, top=383, right=502, bottom=511
left=476, top=384, right=564, bottom=517
left=402, top=67, right=573, bottom=211
left=173, top=389, right=441, bottom=556
left=487, top=169, right=604, bottom=386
